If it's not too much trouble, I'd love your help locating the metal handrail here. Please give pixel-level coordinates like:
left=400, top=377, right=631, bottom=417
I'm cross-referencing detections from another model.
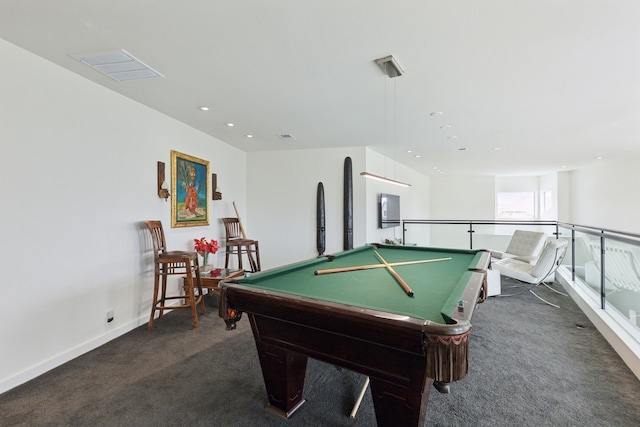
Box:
left=401, top=219, right=640, bottom=311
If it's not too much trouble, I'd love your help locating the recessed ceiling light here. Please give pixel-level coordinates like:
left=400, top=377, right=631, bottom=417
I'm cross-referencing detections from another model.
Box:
left=226, top=122, right=235, bottom=127
left=562, top=165, right=567, bottom=168
left=447, top=136, right=458, bottom=140
left=494, top=147, right=501, bottom=150
left=458, top=147, right=467, bottom=151
left=245, top=134, right=253, bottom=138
left=596, top=156, right=603, bottom=160
left=405, top=149, right=412, bottom=153
left=199, top=106, right=209, bottom=111
left=430, top=112, right=443, bottom=116
left=415, top=154, right=421, bottom=158
left=440, top=125, right=452, bottom=129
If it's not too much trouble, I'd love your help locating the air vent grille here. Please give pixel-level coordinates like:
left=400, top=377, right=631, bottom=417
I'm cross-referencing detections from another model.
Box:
left=71, top=49, right=164, bottom=82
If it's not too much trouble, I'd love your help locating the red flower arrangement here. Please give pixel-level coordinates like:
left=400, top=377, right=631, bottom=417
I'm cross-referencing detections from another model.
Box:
left=193, top=237, right=220, bottom=257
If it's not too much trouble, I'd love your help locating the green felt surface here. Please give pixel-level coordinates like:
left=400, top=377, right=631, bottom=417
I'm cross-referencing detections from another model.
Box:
left=235, top=245, right=480, bottom=323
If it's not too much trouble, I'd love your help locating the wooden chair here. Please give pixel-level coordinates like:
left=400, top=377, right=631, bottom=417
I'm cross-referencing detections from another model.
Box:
left=145, top=220, right=205, bottom=330
left=222, top=217, right=261, bottom=272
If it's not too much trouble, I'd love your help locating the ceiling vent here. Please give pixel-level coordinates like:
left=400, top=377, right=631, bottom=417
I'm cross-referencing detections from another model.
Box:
left=278, top=133, right=296, bottom=142
left=70, top=49, right=164, bottom=82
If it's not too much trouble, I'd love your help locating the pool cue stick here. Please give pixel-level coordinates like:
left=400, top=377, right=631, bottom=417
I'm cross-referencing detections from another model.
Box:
left=232, top=201, right=247, bottom=239
left=314, top=257, right=451, bottom=275
left=350, top=376, right=370, bottom=419
left=374, top=250, right=414, bottom=297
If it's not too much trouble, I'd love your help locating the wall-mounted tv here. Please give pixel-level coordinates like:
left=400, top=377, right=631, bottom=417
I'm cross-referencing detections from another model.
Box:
left=379, top=193, right=400, bottom=229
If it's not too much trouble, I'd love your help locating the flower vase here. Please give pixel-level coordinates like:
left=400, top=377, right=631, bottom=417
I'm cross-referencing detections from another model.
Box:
left=201, top=253, right=209, bottom=271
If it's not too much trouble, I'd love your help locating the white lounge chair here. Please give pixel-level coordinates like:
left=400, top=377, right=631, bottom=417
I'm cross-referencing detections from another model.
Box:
left=493, top=239, right=569, bottom=307
left=491, top=230, right=547, bottom=264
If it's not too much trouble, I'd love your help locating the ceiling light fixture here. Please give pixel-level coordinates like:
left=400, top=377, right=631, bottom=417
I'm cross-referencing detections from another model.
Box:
left=360, top=172, right=410, bottom=188
left=374, top=55, right=404, bottom=78
left=361, top=55, right=411, bottom=187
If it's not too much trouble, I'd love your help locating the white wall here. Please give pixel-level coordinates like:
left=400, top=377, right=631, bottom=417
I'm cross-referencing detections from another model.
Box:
left=246, top=147, right=430, bottom=269
left=539, top=173, right=559, bottom=221
left=428, top=176, right=496, bottom=248
left=430, top=176, right=496, bottom=220
left=567, top=156, right=640, bottom=234
left=246, top=148, right=367, bottom=268
left=557, top=171, right=572, bottom=223
left=0, top=39, right=247, bottom=393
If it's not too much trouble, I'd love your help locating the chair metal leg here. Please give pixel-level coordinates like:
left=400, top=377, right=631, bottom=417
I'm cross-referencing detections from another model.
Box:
left=542, top=282, right=568, bottom=296
left=529, top=289, right=560, bottom=308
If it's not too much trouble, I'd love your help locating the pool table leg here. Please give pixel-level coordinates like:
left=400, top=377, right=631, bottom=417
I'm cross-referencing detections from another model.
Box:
left=254, top=341, right=308, bottom=419
left=369, top=377, right=431, bottom=427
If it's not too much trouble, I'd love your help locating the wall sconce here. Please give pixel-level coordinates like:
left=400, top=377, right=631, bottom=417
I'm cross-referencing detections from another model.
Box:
left=212, top=173, right=222, bottom=200
left=157, top=161, right=170, bottom=201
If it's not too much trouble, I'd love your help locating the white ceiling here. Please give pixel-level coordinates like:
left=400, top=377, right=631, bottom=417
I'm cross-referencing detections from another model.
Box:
left=2, top=1, right=639, bottom=177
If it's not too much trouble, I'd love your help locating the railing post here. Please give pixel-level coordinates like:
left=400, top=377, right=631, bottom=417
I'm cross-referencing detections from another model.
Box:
left=571, top=228, right=576, bottom=282
left=600, top=234, right=606, bottom=310
left=468, top=221, right=474, bottom=250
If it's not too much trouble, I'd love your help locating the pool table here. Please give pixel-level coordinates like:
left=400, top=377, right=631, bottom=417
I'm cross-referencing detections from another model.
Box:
left=218, top=244, right=490, bottom=427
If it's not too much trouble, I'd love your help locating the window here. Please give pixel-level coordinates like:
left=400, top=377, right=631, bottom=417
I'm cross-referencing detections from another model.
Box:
left=496, top=192, right=536, bottom=219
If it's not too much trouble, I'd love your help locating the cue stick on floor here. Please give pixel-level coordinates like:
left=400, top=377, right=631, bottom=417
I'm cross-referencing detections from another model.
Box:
left=314, top=257, right=451, bottom=275
left=350, top=376, right=370, bottom=419
left=374, top=250, right=414, bottom=297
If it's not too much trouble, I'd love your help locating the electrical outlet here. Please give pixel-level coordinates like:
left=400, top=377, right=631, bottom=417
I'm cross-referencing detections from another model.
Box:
left=106, top=309, right=114, bottom=324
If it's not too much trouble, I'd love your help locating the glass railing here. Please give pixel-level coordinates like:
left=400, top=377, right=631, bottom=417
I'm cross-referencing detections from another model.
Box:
left=401, top=219, right=640, bottom=342
left=402, top=219, right=558, bottom=250
left=558, top=223, right=640, bottom=342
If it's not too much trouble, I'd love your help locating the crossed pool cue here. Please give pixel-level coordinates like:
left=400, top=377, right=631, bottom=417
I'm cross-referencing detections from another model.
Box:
left=314, top=254, right=451, bottom=298
left=374, top=250, right=415, bottom=297
left=314, top=256, right=451, bottom=275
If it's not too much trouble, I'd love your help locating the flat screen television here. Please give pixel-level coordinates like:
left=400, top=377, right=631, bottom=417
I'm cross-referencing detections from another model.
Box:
left=379, top=193, right=400, bottom=228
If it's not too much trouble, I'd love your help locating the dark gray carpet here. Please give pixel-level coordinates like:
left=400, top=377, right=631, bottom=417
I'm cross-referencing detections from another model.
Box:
left=1, top=278, right=639, bottom=426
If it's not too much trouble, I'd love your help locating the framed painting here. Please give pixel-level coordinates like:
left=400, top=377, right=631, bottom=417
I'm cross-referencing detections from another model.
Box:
left=171, top=150, right=210, bottom=227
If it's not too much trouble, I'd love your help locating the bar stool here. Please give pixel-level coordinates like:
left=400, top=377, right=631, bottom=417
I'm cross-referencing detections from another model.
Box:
left=222, top=217, right=261, bottom=272
left=145, top=220, right=205, bottom=330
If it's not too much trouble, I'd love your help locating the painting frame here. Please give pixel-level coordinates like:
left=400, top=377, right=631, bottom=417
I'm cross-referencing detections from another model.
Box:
left=171, top=150, right=210, bottom=228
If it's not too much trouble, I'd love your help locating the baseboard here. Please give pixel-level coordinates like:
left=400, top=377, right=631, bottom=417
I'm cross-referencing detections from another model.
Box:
left=557, top=268, right=640, bottom=381
left=0, top=314, right=148, bottom=395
